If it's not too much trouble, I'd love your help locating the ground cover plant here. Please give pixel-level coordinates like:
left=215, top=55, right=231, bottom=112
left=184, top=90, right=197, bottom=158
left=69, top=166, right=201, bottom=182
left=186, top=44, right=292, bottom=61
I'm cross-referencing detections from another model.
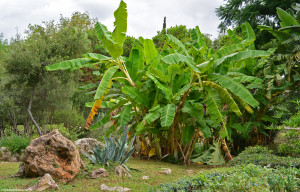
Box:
left=150, top=164, right=300, bottom=192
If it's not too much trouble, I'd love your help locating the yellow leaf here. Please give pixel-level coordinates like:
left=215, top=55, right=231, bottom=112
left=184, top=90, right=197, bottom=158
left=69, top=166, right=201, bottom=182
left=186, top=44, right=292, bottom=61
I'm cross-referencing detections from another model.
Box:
left=85, top=95, right=104, bottom=130
left=148, top=148, right=156, bottom=158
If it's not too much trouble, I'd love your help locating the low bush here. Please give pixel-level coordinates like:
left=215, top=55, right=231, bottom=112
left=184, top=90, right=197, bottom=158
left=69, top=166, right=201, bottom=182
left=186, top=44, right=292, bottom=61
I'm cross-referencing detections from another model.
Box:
left=229, top=146, right=300, bottom=168
left=0, top=134, right=31, bottom=153
left=150, top=164, right=299, bottom=192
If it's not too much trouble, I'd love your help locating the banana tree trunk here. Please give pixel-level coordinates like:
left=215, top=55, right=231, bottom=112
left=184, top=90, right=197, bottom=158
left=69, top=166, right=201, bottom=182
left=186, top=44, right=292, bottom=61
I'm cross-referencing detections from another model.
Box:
left=220, top=139, right=232, bottom=161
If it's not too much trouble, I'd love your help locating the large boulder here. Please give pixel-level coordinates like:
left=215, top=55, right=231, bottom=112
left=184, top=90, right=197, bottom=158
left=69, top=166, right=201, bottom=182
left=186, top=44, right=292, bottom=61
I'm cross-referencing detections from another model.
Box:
left=75, top=138, right=104, bottom=155
left=21, top=130, right=82, bottom=182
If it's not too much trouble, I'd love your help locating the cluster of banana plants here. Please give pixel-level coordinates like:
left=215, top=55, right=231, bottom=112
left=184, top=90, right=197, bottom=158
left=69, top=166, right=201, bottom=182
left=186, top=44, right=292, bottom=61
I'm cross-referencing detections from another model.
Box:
left=46, top=0, right=272, bottom=164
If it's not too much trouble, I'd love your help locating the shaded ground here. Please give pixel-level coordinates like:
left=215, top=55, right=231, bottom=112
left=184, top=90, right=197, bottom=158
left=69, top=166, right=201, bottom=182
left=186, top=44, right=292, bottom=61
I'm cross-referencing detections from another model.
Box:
left=0, top=158, right=214, bottom=191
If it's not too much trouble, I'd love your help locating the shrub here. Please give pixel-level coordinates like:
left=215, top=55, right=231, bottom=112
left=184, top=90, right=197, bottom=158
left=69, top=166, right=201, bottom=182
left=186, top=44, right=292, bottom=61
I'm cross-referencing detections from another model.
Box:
left=0, top=134, right=31, bottom=153
left=229, top=146, right=300, bottom=168
left=150, top=164, right=300, bottom=192
left=56, top=124, right=82, bottom=141
left=53, top=109, right=85, bottom=129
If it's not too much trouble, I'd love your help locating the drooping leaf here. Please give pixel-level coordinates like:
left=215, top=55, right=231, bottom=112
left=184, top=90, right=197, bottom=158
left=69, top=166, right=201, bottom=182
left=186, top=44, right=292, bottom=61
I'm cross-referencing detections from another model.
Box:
left=90, top=100, right=128, bottom=130
left=210, top=74, right=259, bottom=108
left=161, top=53, right=200, bottom=73
left=85, top=96, right=104, bottom=130
left=94, top=66, right=119, bottom=100
left=46, top=58, right=92, bottom=71
left=122, top=86, right=149, bottom=107
left=147, top=73, right=172, bottom=100
left=203, top=81, right=241, bottom=116
left=112, top=0, right=127, bottom=46
left=95, top=22, right=123, bottom=58
left=205, top=88, right=226, bottom=134
left=160, top=104, right=176, bottom=127
left=166, top=34, right=189, bottom=56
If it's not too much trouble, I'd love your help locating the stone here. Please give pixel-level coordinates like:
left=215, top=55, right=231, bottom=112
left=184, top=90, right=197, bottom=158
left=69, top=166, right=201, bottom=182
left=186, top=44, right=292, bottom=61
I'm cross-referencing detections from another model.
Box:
left=75, top=138, right=104, bottom=155
left=115, top=165, right=132, bottom=177
left=159, top=168, right=171, bottom=175
left=26, top=173, right=59, bottom=191
left=0, top=150, right=11, bottom=161
left=100, top=184, right=130, bottom=192
left=186, top=170, right=195, bottom=174
left=141, top=176, right=149, bottom=180
left=90, top=168, right=109, bottom=179
left=13, top=162, right=25, bottom=177
left=21, top=130, right=82, bottom=183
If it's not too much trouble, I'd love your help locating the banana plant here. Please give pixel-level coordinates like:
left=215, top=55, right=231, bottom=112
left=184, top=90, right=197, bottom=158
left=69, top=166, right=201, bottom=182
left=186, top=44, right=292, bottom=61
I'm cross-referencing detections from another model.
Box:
left=46, top=1, right=139, bottom=130
left=46, top=0, right=273, bottom=164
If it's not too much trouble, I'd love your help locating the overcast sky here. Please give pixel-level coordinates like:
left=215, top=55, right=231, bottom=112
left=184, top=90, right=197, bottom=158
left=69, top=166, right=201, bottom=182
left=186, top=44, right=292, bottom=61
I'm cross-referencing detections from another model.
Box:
left=0, top=0, right=224, bottom=41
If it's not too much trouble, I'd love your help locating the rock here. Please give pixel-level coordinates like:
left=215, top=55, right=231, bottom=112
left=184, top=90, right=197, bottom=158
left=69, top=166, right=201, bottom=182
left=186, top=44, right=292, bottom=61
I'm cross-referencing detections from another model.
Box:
left=0, top=150, right=11, bottom=161
left=186, top=170, right=195, bottom=174
left=0, top=146, right=7, bottom=152
left=75, top=138, right=104, bottom=155
left=90, top=168, right=109, bottom=179
left=21, top=130, right=82, bottom=183
left=159, top=168, right=171, bottom=175
left=13, top=162, right=25, bottom=177
left=100, top=184, right=130, bottom=192
left=115, top=165, right=132, bottom=177
left=26, top=173, right=59, bottom=191
left=141, top=176, right=149, bottom=180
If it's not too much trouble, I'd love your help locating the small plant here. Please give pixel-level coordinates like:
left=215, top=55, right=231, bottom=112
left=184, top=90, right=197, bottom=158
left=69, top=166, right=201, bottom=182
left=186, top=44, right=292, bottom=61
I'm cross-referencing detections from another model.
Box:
left=84, top=132, right=135, bottom=171
left=0, top=134, right=31, bottom=153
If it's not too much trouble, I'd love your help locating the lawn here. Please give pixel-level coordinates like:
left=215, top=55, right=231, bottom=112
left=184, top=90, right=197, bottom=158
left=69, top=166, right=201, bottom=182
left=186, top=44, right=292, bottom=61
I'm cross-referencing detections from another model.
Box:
left=0, top=158, right=213, bottom=191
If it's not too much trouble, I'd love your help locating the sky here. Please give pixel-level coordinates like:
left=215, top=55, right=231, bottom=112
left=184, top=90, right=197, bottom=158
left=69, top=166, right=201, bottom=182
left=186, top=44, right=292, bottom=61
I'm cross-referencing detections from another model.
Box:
left=0, top=0, right=224, bottom=41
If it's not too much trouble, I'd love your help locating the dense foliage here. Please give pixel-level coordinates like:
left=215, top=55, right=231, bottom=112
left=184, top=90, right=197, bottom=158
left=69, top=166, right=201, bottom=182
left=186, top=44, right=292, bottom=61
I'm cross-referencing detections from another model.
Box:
left=150, top=164, right=299, bottom=192
left=45, top=1, right=300, bottom=164
left=0, top=134, right=31, bottom=153
left=229, top=146, right=300, bottom=168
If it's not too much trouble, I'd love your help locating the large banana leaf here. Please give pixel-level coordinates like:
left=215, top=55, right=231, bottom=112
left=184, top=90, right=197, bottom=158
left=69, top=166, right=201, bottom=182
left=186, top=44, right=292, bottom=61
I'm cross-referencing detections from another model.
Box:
left=144, top=39, right=159, bottom=66
left=122, top=86, right=149, bottom=107
left=205, top=88, right=226, bottom=135
left=160, top=104, right=176, bottom=127
left=144, top=109, right=161, bottom=124
left=166, top=34, right=189, bottom=56
left=45, top=58, right=92, bottom=71
left=242, top=22, right=255, bottom=46
left=214, top=50, right=271, bottom=66
left=213, top=43, right=244, bottom=60
left=210, top=74, right=259, bottom=108
left=203, top=81, right=241, bottom=116
left=112, top=0, right=127, bottom=46
left=161, top=53, right=200, bottom=73
left=227, top=29, right=240, bottom=44
left=95, top=22, right=123, bottom=58
left=126, top=48, right=139, bottom=81
left=94, top=66, right=119, bottom=100
left=277, top=7, right=298, bottom=28
left=147, top=73, right=172, bottom=100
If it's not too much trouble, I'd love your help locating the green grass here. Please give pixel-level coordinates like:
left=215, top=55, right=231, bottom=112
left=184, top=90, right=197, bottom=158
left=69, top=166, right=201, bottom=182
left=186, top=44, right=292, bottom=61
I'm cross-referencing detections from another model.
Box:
left=0, top=158, right=212, bottom=191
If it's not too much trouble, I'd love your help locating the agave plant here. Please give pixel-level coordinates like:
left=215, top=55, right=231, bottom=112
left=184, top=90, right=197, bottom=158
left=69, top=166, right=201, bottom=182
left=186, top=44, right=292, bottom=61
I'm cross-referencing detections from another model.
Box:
left=84, top=132, right=135, bottom=171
